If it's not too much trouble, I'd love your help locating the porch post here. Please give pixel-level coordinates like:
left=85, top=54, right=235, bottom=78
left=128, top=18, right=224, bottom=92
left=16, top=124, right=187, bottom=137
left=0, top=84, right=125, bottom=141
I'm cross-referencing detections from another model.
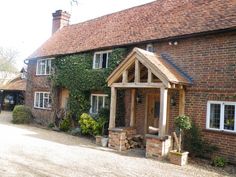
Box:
left=130, top=89, right=136, bottom=127
left=109, top=87, right=117, bottom=129
left=179, top=89, right=185, bottom=115
left=159, top=87, right=168, bottom=137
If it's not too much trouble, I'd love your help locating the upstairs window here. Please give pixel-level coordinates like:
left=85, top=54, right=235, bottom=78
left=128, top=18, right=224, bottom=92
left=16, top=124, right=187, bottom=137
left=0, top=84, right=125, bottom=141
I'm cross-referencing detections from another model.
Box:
left=207, top=101, right=236, bottom=132
left=93, top=51, right=111, bottom=69
left=36, top=59, right=52, bottom=75
left=146, top=44, right=154, bottom=52
left=90, top=94, right=109, bottom=114
left=34, top=92, right=52, bottom=109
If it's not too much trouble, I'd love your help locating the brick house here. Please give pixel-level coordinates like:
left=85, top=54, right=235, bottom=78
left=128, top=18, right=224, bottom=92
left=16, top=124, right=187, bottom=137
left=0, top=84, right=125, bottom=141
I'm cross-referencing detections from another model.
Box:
left=25, top=0, right=236, bottom=162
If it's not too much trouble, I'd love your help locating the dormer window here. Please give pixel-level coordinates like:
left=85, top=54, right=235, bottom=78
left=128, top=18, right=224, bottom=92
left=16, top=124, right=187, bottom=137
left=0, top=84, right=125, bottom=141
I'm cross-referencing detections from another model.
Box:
left=146, top=44, right=154, bottom=52
left=93, top=51, right=112, bottom=69
left=36, top=59, right=52, bottom=75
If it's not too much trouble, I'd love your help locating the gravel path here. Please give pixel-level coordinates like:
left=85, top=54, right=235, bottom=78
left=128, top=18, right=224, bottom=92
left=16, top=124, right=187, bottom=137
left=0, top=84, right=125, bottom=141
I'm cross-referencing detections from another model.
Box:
left=0, top=111, right=234, bottom=177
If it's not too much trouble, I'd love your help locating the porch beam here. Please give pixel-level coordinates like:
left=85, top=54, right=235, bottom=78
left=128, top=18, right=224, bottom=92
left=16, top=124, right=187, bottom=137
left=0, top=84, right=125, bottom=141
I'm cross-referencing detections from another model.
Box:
left=111, top=83, right=164, bottom=88
left=179, top=89, right=185, bottom=115
left=159, top=87, right=168, bottom=137
left=148, top=69, right=152, bottom=84
left=134, top=60, right=140, bottom=83
left=109, top=87, right=117, bottom=129
left=130, top=89, right=136, bottom=127
left=122, top=70, right=128, bottom=84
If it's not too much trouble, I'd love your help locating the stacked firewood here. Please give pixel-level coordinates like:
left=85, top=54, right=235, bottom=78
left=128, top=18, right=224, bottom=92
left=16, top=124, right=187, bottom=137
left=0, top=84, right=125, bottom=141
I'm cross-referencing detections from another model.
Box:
left=125, top=135, right=144, bottom=149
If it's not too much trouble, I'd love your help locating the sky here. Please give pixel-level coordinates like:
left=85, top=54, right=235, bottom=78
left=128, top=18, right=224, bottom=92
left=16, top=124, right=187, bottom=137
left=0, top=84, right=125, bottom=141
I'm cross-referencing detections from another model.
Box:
left=0, top=0, right=154, bottom=70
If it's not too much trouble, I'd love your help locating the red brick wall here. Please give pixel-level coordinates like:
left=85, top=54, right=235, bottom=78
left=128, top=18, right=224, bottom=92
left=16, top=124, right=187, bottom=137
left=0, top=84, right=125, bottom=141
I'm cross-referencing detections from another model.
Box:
left=25, top=59, right=54, bottom=125
left=155, top=31, right=236, bottom=163
left=124, top=31, right=236, bottom=162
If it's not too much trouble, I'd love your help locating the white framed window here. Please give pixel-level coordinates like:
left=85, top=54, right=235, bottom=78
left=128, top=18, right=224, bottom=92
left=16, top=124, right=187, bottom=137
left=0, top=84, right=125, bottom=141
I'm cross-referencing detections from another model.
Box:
left=207, top=101, right=236, bottom=132
left=34, top=92, right=52, bottom=109
left=93, top=50, right=112, bottom=69
left=36, top=59, right=52, bottom=75
left=90, top=94, right=109, bottom=114
left=146, top=44, right=154, bottom=52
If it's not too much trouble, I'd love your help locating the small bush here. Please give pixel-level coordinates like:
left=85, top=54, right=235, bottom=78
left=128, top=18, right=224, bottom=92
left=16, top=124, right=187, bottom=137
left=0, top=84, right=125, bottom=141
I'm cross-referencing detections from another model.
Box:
left=79, top=113, right=107, bottom=136
left=184, top=123, right=218, bottom=158
left=174, top=115, right=192, bottom=131
left=60, top=118, right=70, bottom=132
left=12, top=105, right=32, bottom=124
left=212, top=156, right=228, bottom=167
left=79, top=113, right=97, bottom=136
left=48, top=123, right=55, bottom=129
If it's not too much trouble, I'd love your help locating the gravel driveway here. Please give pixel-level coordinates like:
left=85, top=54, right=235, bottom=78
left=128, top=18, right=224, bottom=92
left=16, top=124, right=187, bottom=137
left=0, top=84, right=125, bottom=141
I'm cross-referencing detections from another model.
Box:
left=0, top=111, right=233, bottom=177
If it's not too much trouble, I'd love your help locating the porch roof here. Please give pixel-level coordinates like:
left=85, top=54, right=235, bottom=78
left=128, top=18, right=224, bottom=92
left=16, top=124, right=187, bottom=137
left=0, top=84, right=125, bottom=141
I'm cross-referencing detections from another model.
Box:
left=107, top=48, right=191, bottom=88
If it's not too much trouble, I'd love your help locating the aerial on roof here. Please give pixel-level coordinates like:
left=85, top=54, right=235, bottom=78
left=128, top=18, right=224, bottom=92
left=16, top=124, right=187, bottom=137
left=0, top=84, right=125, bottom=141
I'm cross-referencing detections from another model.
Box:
left=29, top=0, right=236, bottom=59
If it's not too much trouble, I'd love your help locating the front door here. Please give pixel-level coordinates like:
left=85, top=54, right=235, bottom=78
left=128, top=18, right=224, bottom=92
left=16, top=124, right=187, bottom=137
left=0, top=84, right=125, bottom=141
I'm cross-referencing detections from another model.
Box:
left=147, top=94, right=160, bottom=133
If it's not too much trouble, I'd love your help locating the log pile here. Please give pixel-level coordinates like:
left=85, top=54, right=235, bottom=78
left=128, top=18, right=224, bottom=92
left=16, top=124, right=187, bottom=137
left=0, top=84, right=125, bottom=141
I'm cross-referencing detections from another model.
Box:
left=125, top=135, right=144, bottom=149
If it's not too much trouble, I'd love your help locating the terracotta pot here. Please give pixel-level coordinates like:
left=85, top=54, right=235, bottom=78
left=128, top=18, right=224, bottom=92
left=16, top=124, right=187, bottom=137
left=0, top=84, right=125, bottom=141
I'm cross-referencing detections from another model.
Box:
left=169, top=150, right=189, bottom=166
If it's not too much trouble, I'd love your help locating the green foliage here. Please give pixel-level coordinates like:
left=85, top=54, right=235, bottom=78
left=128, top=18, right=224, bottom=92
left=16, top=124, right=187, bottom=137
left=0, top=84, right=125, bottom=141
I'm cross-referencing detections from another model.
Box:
left=79, top=113, right=97, bottom=135
left=212, top=156, right=228, bottom=167
left=12, top=105, right=32, bottom=124
left=60, top=118, right=71, bottom=132
left=174, top=115, right=192, bottom=131
left=79, top=113, right=107, bottom=136
left=48, top=123, right=55, bottom=129
left=184, top=123, right=218, bottom=158
left=51, top=48, right=127, bottom=117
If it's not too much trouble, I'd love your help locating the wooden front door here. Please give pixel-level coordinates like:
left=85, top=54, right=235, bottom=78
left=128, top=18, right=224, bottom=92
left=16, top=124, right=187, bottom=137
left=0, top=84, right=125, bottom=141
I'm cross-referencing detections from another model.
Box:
left=147, top=94, right=160, bottom=132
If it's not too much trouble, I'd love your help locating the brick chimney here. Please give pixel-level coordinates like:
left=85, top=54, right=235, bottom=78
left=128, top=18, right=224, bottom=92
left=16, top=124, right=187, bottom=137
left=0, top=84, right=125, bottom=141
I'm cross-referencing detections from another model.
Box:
left=52, top=10, right=71, bottom=34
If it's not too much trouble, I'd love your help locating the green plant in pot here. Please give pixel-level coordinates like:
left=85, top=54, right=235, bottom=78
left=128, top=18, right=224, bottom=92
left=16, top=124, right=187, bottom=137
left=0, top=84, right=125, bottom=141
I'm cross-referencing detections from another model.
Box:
left=169, top=115, right=192, bottom=166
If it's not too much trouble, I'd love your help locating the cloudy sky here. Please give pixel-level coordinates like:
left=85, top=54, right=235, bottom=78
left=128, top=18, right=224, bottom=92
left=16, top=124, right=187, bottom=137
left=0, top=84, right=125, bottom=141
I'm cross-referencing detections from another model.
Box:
left=0, top=0, right=154, bottom=70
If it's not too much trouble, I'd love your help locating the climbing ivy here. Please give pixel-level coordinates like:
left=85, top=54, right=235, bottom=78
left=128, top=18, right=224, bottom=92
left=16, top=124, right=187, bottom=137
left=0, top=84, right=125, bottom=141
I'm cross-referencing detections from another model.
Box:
left=50, top=48, right=128, bottom=118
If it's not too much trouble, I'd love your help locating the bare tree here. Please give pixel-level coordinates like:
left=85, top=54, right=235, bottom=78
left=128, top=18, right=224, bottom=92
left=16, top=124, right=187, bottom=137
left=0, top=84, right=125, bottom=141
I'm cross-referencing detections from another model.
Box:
left=0, top=47, right=18, bottom=72
left=0, top=47, right=18, bottom=85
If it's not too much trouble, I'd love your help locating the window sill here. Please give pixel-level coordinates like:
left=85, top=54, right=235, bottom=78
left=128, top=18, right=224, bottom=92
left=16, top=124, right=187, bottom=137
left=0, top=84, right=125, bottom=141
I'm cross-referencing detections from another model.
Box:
left=35, top=74, right=51, bottom=76
left=203, top=128, right=236, bottom=136
left=34, top=107, right=52, bottom=111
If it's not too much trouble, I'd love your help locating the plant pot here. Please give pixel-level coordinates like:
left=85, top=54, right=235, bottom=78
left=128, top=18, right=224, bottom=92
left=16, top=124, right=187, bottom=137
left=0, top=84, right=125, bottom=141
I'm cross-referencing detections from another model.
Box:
left=169, top=150, right=189, bottom=166
left=101, top=137, right=108, bottom=147
left=95, top=135, right=102, bottom=146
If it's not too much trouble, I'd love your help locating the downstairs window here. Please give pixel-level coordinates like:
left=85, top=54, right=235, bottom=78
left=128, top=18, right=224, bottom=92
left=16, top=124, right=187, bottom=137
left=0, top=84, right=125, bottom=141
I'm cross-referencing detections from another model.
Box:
left=207, top=101, right=236, bottom=132
left=34, top=92, right=52, bottom=109
left=90, top=94, right=109, bottom=114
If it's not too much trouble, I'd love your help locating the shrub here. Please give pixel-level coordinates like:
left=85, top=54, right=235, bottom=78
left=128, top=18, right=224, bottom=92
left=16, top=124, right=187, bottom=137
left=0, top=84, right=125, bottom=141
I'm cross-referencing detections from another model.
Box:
left=174, top=115, right=192, bottom=131
left=184, top=123, right=218, bottom=158
left=59, top=118, right=70, bottom=132
left=12, top=105, right=32, bottom=124
left=48, top=123, right=55, bottom=129
left=79, top=113, right=97, bottom=136
left=79, top=113, right=107, bottom=136
left=212, top=156, right=228, bottom=167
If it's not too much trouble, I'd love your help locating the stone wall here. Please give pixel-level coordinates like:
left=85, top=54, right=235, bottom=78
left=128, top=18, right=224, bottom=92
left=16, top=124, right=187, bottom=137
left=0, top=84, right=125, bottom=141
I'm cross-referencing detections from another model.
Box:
left=146, top=134, right=171, bottom=160
left=108, top=127, right=136, bottom=151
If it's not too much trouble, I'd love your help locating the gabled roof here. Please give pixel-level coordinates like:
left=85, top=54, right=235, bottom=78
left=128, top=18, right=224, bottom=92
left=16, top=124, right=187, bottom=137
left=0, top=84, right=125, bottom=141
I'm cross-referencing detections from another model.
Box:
left=29, top=0, right=236, bottom=59
left=107, top=48, right=191, bottom=87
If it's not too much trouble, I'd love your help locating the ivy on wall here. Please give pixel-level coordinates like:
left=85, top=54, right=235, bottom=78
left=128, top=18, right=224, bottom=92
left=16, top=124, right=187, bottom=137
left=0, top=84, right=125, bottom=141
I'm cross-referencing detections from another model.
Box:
left=50, top=48, right=128, bottom=118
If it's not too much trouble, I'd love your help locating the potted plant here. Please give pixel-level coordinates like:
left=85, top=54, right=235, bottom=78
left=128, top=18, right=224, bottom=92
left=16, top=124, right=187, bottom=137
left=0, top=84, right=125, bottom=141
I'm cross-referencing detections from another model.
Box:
left=169, top=115, right=192, bottom=166
left=95, top=117, right=108, bottom=147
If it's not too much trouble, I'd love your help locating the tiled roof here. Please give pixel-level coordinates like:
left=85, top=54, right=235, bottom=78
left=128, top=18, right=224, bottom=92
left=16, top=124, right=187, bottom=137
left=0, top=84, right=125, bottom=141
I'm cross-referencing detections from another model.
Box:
left=0, top=76, right=26, bottom=91
left=29, top=0, right=236, bottom=59
left=107, top=48, right=191, bottom=86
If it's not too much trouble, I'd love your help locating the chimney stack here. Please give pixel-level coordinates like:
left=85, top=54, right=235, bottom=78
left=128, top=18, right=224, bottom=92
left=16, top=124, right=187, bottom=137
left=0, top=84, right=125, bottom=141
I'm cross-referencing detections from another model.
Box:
left=52, top=10, right=71, bottom=34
